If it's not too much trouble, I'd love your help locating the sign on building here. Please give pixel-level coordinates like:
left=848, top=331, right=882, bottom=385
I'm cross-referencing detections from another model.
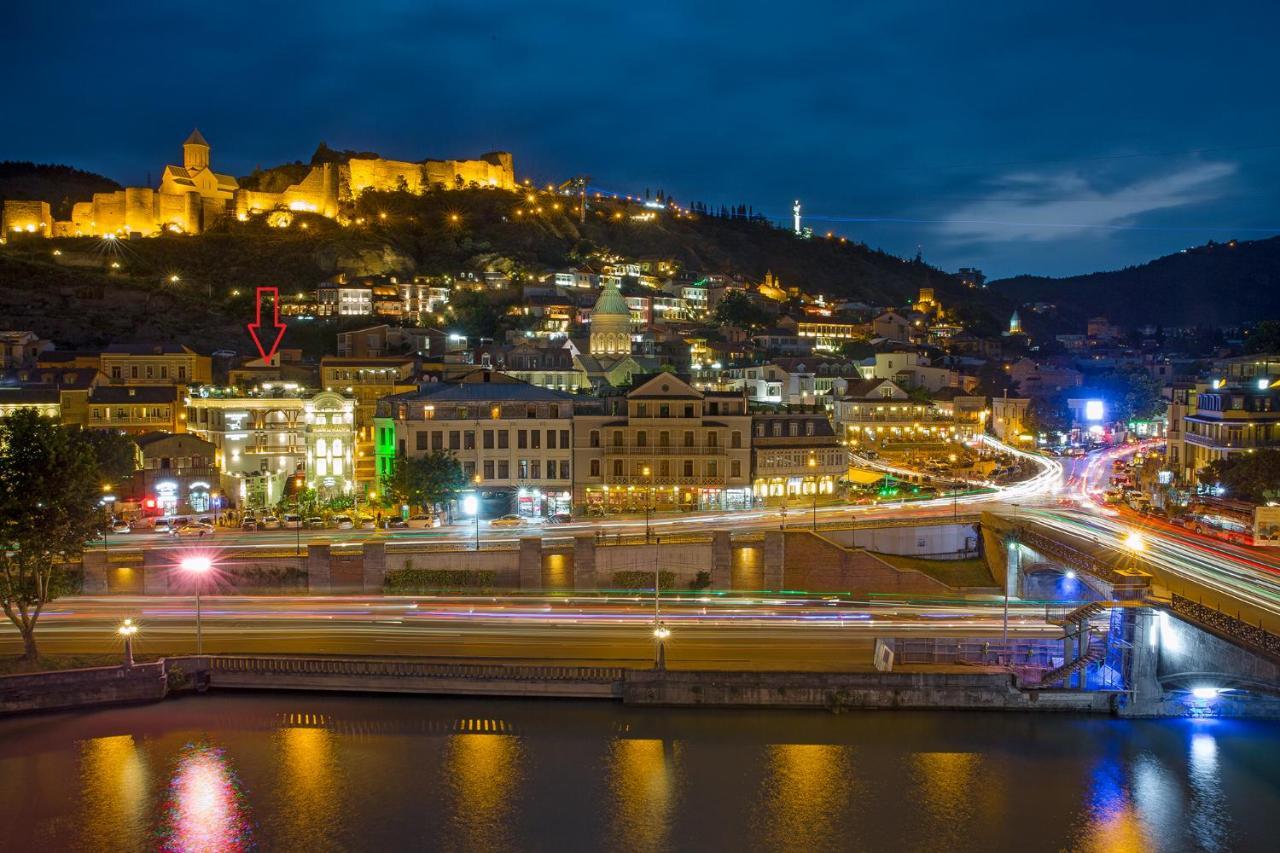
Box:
left=1253, top=505, right=1280, bottom=547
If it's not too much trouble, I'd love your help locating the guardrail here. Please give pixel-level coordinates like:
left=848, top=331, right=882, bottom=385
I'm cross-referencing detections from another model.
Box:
left=1014, top=525, right=1148, bottom=589
left=1170, top=594, right=1280, bottom=661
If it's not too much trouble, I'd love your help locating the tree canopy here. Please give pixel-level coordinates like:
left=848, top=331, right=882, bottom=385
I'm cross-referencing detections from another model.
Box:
left=0, top=410, right=111, bottom=660
left=1204, top=450, right=1280, bottom=503
left=381, top=451, right=469, bottom=513
left=713, top=291, right=772, bottom=331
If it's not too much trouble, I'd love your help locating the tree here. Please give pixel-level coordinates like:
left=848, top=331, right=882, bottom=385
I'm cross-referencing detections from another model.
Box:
left=713, top=291, right=771, bottom=331
left=1204, top=450, right=1280, bottom=503
left=382, top=451, right=468, bottom=513
left=1244, top=320, right=1280, bottom=355
left=81, top=428, right=140, bottom=488
left=1094, top=367, right=1165, bottom=423
left=0, top=410, right=109, bottom=660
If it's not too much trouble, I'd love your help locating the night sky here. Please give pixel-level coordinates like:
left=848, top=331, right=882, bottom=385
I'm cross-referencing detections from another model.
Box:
left=7, top=1, right=1279, bottom=278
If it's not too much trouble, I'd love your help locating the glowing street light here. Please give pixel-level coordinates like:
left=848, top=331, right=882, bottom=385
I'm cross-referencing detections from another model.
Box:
left=653, top=622, right=670, bottom=670
left=1123, top=531, right=1146, bottom=552
left=181, top=556, right=213, bottom=655
left=117, top=618, right=138, bottom=668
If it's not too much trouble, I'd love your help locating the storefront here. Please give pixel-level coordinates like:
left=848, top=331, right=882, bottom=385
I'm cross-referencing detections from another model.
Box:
left=583, top=485, right=751, bottom=513
left=516, top=488, right=572, bottom=519
left=752, top=474, right=837, bottom=505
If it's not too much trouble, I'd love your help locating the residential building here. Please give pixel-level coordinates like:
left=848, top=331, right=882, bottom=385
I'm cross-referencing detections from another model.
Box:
left=319, top=356, right=418, bottom=487
left=185, top=385, right=358, bottom=508
left=100, top=344, right=211, bottom=386
left=872, top=311, right=911, bottom=342
left=573, top=373, right=753, bottom=513
left=868, top=352, right=957, bottom=393
left=1179, top=384, right=1280, bottom=486
left=0, top=331, right=53, bottom=369
left=133, top=432, right=219, bottom=515
left=0, top=385, right=62, bottom=420
left=751, top=413, right=846, bottom=505
left=796, top=321, right=862, bottom=352
left=88, top=386, right=185, bottom=434
left=375, top=371, right=576, bottom=519
left=834, top=379, right=954, bottom=453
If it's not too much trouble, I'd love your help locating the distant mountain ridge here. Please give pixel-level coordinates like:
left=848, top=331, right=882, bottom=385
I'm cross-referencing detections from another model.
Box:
left=990, top=236, right=1280, bottom=327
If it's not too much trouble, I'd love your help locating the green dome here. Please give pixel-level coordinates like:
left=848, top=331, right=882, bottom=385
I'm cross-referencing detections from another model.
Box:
left=593, top=280, right=629, bottom=316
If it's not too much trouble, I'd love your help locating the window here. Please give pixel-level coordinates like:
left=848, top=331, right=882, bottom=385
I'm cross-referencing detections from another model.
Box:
left=531, top=461, right=541, bottom=479
left=519, top=459, right=529, bottom=479
left=498, top=431, right=509, bottom=449
left=613, top=460, right=623, bottom=477
left=526, top=404, right=537, bottom=419
left=613, top=431, right=623, bottom=446
left=659, top=404, right=670, bottom=417
left=498, top=460, right=510, bottom=478
left=708, top=461, right=718, bottom=477
left=707, top=432, right=717, bottom=447
left=145, top=366, right=154, bottom=379
left=708, top=402, right=719, bottom=415
left=131, top=366, right=139, bottom=379
left=683, top=431, right=694, bottom=447
left=464, top=430, right=475, bottom=450
left=483, top=460, right=494, bottom=479
left=463, top=461, right=475, bottom=478
left=755, top=423, right=764, bottom=437
left=683, top=460, right=693, bottom=477
left=111, top=367, right=121, bottom=380
left=590, top=459, right=600, bottom=477
left=531, top=430, right=541, bottom=449
left=560, top=429, right=569, bottom=448
left=550, top=404, right=560, bottom=418
left=684, top=405, right=694, bottom=417
left=160, top=366, right=168, bottom=379
left=731, top=460, right=741, bottom=477
left=560, top=460, right=570, bottom=480
left=589, top=430, right=600, bottom=447
left=660, top=460, right=670, bottom=477
left=547, top=430, right=557, bottom=449
left=636, top=431, right=647, bottom=447
left=518, top=430, right=528, bottom=449
left=731, top=431, right=742, bottom=448
left=449, top=431, right=460, bottom=450
left=431, top=432, right=443, bottom=451
left=772, top=422, right=782, bottom=437
left=789, top=422, right=798, bottom=437
left=637, top=403, right=649, bottom=417
left=806, top=421, right=815, bottom=436
left=484, top=430, right=494, bottom=449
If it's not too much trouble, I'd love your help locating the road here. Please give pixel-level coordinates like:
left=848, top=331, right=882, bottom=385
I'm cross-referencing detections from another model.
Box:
left=96, top=434, right=1063, bottom=553
left=1006, top=441, right=1280, bottom=632
left=0, top=594, right=1065, bottom=671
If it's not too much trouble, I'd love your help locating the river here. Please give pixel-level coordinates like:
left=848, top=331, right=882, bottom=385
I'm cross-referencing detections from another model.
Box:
left=0, top=694, right=1276, bottom=851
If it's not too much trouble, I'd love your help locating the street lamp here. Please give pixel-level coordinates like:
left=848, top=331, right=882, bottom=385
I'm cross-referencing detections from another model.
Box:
left=117, top=618, right=137, bottom=668
left=653, top=622, right=670, bottom=670
left=642, top=465, right=653, bottom=542
left=463, top=492, right=480, bottom=551
left=808, top=454, right=818, bottom=531
left=181, top=556, right=213, bottom=655
left=1123, top=531, right=1146, bottom=552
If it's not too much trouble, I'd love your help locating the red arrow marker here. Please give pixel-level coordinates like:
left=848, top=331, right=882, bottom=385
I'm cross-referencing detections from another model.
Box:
left=247, top=286, right=287, bottom=362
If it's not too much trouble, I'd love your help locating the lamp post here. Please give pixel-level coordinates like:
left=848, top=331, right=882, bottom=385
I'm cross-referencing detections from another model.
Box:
left=653, top=622, right=670, bottom=670
left=181, top=556, right=213, bottom=655
left=642, top=465, right=652, bottom=543
left=808, top=454, right=818, bottom=531
left=101, top=488, right=116, bottom=555
left=117, top=618, right=137, bottom=668
left=464, top=486, right=480, bottom=551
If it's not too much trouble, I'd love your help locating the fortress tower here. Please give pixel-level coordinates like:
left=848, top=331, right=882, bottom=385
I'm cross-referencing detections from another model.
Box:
left=183, top=128, right=210, bottom=172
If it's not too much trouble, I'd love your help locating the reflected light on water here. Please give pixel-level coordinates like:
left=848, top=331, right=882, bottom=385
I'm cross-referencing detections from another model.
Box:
left=159, top=743, right=252, bottom=852
left=754, top=743, right=852, bottom=852
left=79, top=734, right=148, bottom=851
left=608, top=738, right=677, bottom=851
left=443, top=730, right=521, bottom=851
left=1076, top=755, right=1156, bottom=853
left=914, top=751, right=983, bottom=842
left=275, top=723, right=340, bottom=849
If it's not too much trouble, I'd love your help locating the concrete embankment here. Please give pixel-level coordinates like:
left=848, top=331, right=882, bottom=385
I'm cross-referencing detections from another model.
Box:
left=0, top=662, right=166, bottom=714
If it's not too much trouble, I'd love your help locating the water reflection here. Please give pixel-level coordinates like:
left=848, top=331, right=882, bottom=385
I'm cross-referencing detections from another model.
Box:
left=79, top=734, right=149, bottom=851
left=158, top=742, right=253, bottom=852
left=607, top=738, right=678, bottom=851
left=1077, top=754, right=1157, bottom=852
left=753, top=743, right=853, bottom=852
left=913, top=751, right=984, bottom=848
left=442, top=731, right=522, bottom=852
left=273, top=721, right=342, bottom=851
left=1188, top=730, right=1230, bottom=849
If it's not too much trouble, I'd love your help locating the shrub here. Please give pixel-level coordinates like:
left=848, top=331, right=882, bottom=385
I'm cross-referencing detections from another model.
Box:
left=611, top=570, right=677, bottom=590
left=385, top=568, right=497, bottom=593
left=689, top=570, right=711, bottom=590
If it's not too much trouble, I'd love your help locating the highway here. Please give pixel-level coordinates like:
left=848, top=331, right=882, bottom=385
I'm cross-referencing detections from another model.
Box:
left=0, top=594, right=1065, bottom=671
left=94, top=434, right=1063, bottom=553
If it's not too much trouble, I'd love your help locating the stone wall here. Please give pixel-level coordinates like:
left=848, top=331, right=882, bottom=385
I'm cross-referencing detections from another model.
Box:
left=2, top=200, right=52, bottom=236
left=782, top=531, right=952, bottom=594
left=0, top=662, right=167, bottom=714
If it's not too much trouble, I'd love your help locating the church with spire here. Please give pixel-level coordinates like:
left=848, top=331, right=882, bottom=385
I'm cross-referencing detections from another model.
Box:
left=570, top=279, right=660, bottom=389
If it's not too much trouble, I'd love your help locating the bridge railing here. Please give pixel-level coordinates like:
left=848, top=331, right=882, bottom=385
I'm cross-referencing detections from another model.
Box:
left=1014, top=525, right=1147, bottom=590
left=205, top=655, right=626, bottom=683
left=1169, top=594, right=1280, bottom=661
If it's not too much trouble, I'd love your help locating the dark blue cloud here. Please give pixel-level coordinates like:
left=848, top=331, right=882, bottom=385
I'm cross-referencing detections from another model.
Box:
left=5, top=0, right=1278, bottom=277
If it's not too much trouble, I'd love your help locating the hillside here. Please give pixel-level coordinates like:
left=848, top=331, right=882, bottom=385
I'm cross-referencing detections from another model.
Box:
left=0, top=184, right=990, bottom=351
left=990, top=237, right=1280, bottom=328
left=0, top=162, right=121, bottom=220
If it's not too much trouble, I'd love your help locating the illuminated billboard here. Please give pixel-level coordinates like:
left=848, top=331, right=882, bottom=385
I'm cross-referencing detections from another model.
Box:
left=1084, top=400, right=1105, bottom=422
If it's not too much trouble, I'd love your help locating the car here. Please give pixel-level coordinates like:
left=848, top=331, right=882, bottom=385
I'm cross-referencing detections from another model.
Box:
left=281, top=514, right=303, bottom=529
left=406, top=514, right=435, bottom=529
left=548, top=512, right=572, bottom=525
left=110, top=520, right=132, bottom=534
left=240, top=518, right=258, bottom=531
left=385, top=518, right=410, bottom=530
left=177, top=522, right=215, bottom=537
left=155, top=516, right=190, bottom=535
left=259, top=516, right=281, bottom=530
left=333, top=515, right=355, bottom=530
left=358, top=517, right=377, bottom=530
left=304, top=516, right=327, bottom=529
left=489, top=514, right=525, bottom=528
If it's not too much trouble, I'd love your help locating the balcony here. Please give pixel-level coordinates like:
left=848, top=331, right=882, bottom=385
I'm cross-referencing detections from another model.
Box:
left=601, top=473, right=728, bottom=488
left=602, top=444, right=728, bottom=456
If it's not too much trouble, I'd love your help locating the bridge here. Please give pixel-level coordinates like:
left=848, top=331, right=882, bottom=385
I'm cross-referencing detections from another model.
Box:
left=981, top=509, right=1280, bottom=715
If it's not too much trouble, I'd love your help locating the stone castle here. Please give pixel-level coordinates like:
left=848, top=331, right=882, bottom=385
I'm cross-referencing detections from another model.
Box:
left=2, top=129, right=516, bottom=238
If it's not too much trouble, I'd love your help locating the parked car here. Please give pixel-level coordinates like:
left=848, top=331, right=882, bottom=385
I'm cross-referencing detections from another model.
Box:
left=177, top=522, right=215, bottom=537
left=110, top=519, right=132, bottom=534
left=240, top=518, right=258, bottom=531
left=259, top=516, right=281, bottom=530
left=548, top=512, right=571, bottom=525
left=490, top=514, right=525, bottom=528
left=358, top=517, right=377, bottom=530
left=385, top=518, right=409, bottom=530
left=156, top=516, right=191, bottom=535
left=304, top=517, right=327, bottom=529
left=333, top=515, right=355, bottom=530
left=281, top=514, right=303, bottom=529
left=406, top=514, right=435, bottom=529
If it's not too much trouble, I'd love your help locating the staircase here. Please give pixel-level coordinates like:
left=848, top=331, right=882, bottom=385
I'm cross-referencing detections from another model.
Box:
left=1034, top=635, right=1106, bottom=688
left=1050, top=601, right=1108, bottom=626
